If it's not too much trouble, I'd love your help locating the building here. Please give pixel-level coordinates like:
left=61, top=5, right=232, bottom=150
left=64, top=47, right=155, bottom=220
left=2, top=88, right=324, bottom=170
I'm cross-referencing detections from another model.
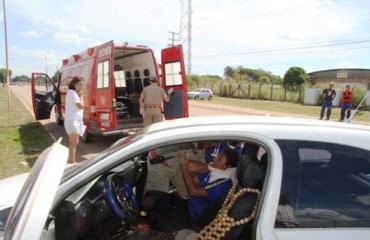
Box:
left=309, top=68, right=370, bottom=89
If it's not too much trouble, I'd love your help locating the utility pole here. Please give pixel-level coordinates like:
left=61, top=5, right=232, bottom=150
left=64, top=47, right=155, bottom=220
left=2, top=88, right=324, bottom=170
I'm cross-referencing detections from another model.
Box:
left=179, top=0, right=192, bottom=75
left=2, top=0, right=11, bottom=110
left=168, top=31, right=179, bottom=46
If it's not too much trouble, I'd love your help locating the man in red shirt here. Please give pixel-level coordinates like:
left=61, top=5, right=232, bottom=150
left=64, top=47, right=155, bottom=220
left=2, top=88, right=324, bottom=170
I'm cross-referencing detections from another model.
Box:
left=340, top=84, right=353, bottom=122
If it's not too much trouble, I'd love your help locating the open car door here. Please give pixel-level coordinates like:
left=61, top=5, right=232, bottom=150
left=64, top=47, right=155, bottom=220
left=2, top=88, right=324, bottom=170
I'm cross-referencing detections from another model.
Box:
left=161, top=45, right=189, bottom=119
left=31, top=72, right=57, bottom=120
left=95, top=40, right=116, bottom=130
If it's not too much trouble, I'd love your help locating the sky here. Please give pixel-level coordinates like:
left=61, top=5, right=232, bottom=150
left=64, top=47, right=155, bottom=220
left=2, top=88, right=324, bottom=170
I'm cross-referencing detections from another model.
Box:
left=1, top=0, right=370, bottom=78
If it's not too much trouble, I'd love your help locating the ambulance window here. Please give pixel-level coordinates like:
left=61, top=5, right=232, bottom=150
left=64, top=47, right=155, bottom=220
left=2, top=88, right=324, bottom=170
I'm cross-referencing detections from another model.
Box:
left=97, top=60, right=110, bottom=88
left=114, top=70, right=126, bottom=87
left=164, top=61, right=182, bottom=86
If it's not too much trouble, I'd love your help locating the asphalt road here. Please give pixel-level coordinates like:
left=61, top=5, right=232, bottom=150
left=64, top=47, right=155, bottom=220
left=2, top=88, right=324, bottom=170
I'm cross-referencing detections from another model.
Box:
left=11, top=85, right=271, bottom=161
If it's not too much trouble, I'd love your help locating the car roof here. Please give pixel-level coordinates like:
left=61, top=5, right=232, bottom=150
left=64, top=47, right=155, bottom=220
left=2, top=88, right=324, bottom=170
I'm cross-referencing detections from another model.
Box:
left=147, top=115, right=370, bottom=134
left=144, top=115, right=370, bottom=150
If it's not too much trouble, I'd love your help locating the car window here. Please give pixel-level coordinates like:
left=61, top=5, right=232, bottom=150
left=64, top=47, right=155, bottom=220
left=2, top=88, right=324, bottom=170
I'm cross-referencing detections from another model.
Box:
left=51, top=138, right=265, bottom=240
left=61, top=132, right=144, bottom=182
left=276, top=140, right=370, bottom=228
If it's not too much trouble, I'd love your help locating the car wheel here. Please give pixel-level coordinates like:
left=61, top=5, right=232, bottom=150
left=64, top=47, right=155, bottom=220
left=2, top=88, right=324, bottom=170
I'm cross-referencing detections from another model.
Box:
left=80, top=130, right=93, bottom=143
left=208, top=95, right=213, bottom=100
left=54, top=106, right=64, bottom=126
left=194, top=95, right=200, bottom=100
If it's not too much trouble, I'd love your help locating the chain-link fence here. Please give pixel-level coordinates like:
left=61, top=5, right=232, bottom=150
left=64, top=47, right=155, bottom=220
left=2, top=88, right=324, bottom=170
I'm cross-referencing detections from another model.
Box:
left=188, top=82, right=370, bottom=109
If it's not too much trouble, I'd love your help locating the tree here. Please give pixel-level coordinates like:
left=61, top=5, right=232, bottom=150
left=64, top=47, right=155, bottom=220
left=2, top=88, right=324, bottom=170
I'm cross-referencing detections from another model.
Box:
left=223, top=66, right=234, bottom=78
left=259, top=76, right=270, bottom=85
left=51, top=70, right=60, bottom=83
left=283, top=67, right=309, bottom=90
left=0, top=68, right=13, bottom=85
left=13, top=75, right=30, bottom=83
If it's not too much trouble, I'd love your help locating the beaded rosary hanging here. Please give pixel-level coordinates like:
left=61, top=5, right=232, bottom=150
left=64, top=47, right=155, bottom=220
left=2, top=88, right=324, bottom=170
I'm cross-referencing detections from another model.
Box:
left=194, top=179, right=261, bottom=240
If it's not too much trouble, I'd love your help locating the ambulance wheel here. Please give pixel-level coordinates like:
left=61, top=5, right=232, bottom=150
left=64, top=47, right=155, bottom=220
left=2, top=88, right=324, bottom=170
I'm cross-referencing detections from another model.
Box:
left=54, top=107, right=64, bottom=126
left=81, top=130, right=93, bottom=143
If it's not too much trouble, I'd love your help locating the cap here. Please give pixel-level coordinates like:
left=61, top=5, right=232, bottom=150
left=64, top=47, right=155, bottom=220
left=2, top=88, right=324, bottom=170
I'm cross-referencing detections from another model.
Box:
left=346, top=84, right=350, bottom=87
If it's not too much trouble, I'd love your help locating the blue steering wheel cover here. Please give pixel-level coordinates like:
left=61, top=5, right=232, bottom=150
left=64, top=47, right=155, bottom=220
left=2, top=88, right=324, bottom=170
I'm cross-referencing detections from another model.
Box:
left=122, top=180, right=138, bottom=205
left=106, top=187, right=127, bottom=220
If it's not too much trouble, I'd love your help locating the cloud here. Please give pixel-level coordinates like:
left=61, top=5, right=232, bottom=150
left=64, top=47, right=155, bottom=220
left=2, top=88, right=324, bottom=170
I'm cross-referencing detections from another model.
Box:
left=334, top=61, right=358, bottom=69
left=42, top=19, right=91, bottom=34
left=53, top=32, right=91, bottom=44
left=20, top=30, right=41, bottom=38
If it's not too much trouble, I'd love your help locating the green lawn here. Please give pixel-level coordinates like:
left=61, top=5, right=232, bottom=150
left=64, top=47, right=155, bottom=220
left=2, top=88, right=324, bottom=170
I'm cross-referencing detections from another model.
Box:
left=207, top=96, right=370, bottom=125
left=0, top=86, right=54, bottom=179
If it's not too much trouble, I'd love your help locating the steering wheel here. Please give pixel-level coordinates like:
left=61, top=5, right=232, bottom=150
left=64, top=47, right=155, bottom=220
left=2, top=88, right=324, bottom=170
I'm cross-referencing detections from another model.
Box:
left=105, top=174, right=138, bottom=220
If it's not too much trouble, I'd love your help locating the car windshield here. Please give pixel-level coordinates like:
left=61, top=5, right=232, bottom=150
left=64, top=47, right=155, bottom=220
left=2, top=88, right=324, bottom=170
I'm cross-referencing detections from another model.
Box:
left=61, top=129, right=146, bottom=182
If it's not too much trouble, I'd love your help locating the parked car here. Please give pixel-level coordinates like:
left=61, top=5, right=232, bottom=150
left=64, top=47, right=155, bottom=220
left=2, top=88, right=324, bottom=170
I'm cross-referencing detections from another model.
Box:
left=187, top=88, right=213, bottom=100
left=1, top=116, right=370, bottom=240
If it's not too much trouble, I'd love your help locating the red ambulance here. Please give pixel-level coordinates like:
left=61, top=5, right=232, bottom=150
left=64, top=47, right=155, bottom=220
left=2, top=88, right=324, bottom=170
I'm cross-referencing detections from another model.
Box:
left=31, top=40, right=189, bottom=142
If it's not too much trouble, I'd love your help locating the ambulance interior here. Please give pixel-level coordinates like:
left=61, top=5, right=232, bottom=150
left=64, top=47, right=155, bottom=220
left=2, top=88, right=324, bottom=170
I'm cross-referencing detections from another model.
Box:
left=113, top=48, right=157, bottom=121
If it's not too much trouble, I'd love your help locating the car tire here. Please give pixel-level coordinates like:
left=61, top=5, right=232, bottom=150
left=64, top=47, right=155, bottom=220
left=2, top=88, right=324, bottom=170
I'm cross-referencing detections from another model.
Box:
left=194, top=95, right=200, bottom=100
left=80, top=130, right=93, bottom=143
left=208, top=96, right=213, bottom=100
left=55, top=106, right=64, bottom=126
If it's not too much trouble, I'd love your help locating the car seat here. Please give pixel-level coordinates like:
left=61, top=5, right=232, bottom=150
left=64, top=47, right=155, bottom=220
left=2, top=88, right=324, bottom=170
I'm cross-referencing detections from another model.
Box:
left=194, top=153, right=265, bottom=240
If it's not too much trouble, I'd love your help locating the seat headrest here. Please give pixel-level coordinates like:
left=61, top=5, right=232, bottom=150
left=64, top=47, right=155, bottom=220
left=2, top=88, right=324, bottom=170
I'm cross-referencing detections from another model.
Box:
left=237, top=154, right=264, bottom=189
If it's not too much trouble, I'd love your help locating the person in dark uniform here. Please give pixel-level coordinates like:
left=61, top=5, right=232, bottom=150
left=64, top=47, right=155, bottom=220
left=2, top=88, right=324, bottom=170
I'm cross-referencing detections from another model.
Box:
left=320, top=82, right=336, bottom=120
left=141, top=149, right=239, bottom=232
left=139, top=77, right=172, bottom=127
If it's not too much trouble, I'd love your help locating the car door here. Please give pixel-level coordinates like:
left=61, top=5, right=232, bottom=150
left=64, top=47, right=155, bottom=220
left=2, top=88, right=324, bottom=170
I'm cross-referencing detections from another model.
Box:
left=31, top=72, right=57, bottom=120
left=200, top=89, right=207, bottom=99
left=4, top=139, right=68, bottom=240
left=161, top=45, right=189, bottom=119
left=273, top=139, right=370, bottom=240
left=95, top=40, right=116, bottom=130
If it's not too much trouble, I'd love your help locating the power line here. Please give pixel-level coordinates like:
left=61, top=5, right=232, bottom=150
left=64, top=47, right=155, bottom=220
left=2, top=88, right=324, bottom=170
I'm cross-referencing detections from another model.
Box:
left=193, top=39, right=370, bottom=59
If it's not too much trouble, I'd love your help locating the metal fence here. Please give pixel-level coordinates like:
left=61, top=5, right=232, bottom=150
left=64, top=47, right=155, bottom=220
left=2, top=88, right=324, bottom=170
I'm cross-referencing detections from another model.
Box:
left=189, top=82, right=370, bottom=109
left=189, top=82, right=304, bottom=103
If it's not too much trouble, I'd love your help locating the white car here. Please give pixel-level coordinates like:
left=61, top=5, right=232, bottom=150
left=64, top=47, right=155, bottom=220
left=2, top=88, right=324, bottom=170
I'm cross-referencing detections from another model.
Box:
left=1, top=116, right=370, bottom=240
left=187, top=88, right=213, bottom=100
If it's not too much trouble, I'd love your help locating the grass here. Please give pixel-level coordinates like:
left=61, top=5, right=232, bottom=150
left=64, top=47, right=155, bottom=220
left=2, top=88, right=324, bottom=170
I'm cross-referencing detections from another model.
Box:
left=201, top=96, right=370, bottom=125
left=0, top=86, right=54, bottom=179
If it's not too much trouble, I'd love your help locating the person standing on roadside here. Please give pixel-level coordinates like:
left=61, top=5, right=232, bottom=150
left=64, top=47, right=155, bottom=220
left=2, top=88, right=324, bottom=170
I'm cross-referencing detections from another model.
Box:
left=139, top=77, right=173, bottom=127
left=64, top=76, right=85, bottom=163
left=340, top=84, right=353, bottom=122
left=319, top=82, right=336, bottom=120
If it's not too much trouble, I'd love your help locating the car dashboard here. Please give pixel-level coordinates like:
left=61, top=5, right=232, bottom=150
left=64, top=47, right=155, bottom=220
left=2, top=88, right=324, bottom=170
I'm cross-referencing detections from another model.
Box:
left=52, top=158, right=142, bottom=240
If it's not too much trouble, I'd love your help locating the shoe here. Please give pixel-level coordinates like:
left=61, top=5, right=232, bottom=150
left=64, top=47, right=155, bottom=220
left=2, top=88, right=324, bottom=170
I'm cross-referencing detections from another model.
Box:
left=319, top=117, right=323, bottom=120
left=325, top=118, right=330, bottom=120
left=338, top=119, right=344, bottom=122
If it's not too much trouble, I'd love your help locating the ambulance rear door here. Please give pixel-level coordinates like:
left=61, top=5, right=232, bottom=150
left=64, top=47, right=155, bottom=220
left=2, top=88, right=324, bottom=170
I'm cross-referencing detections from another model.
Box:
left=95, top=40, right=116, bottom=130
left=161, top=45, right=189, bottom=119
left=31, top=72, right=57, bottom=120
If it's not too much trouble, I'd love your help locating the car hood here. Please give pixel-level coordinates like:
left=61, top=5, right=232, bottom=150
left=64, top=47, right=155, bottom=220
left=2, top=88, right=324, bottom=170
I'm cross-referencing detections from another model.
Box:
left=187, top=91, right=200, bottom=95
left=3, top=139, right=68, bottom=240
